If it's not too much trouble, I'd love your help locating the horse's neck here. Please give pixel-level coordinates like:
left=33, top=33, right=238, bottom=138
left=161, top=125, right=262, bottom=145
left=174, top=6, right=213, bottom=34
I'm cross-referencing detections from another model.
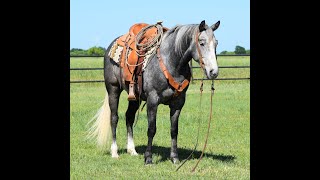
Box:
left=161, top=40, right=192, bottom=78
left=161, top=51, right=191, bottom=77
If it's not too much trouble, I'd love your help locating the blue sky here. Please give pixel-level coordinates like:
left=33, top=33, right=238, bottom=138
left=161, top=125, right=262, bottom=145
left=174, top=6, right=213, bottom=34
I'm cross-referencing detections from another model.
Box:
left=70, top=0, right=249, bottom=53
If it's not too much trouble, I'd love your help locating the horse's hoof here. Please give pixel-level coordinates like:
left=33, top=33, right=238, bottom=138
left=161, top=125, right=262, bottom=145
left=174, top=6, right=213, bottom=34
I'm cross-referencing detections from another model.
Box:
left=145, top=157, right=153, bottom=165
left=111, top=153, right=119, bottom=158
left=171, top=157, right=180, bottom=164
left=128, top=149, right=138, bottom=156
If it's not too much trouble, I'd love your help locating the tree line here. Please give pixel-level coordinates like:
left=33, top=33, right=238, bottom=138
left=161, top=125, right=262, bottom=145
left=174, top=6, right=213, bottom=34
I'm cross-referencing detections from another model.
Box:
left=70, top=46, right=106, bottom=56
left=220, top=45, right=250, bottom=55
left=70, top=45, right=249, bottom=56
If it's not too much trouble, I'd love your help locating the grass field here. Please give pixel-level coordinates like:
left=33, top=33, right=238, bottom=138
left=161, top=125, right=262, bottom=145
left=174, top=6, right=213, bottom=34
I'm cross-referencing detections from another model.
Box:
left=70, top=56, right=250, bottom=179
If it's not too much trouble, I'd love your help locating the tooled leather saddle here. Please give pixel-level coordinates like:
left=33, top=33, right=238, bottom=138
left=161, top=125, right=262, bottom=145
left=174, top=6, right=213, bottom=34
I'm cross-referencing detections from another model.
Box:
left=109, top=22, right=168, bottom=101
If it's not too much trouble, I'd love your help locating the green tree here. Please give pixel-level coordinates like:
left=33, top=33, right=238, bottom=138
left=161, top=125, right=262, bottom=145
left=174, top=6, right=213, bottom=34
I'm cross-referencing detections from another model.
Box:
left=220, top=51, right=228, bottom=55
left=235, top=45, right=246, bottom=54
left=87, top=46, right=106, bottom=56
left=71, top=50, right=88, bottom=56
left=70, top=48, right=90, bottom=56
left=70, top=48, right=84, bottom=52
left=246, top=50, right=250, bottom=54
left=226, top=51, right=235, bottom=55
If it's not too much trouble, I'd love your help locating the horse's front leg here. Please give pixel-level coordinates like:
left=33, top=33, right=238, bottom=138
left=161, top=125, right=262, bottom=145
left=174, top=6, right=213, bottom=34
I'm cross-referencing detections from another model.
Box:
left=169, top=108, right=181, bottom=164
left=144, top=93, right=159, bottom=164
left=169, top=93, right=186, bottom=164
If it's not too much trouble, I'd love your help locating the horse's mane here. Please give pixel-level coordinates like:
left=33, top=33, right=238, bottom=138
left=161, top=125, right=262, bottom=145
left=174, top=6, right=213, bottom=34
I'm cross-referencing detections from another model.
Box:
left=163, top=24, right=198, bottom=57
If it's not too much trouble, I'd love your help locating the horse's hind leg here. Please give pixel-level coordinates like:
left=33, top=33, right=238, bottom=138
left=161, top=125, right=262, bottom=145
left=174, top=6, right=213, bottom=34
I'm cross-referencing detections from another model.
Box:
left=107, top=85, right=122, bottom=158
left=126, top=101, right=140, bottom=155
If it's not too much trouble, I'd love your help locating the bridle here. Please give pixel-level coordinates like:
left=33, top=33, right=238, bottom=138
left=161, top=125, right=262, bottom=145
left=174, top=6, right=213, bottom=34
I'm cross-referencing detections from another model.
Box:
left=195, top=29, right=206, bottom=72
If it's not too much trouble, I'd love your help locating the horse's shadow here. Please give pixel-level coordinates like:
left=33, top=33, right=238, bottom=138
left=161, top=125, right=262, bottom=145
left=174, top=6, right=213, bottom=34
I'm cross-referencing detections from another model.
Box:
left=119, top=145, right=236, bottom=163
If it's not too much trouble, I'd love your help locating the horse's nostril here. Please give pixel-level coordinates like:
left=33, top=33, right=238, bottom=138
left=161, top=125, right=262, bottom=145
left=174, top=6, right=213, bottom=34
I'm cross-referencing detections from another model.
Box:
left=209, top=69, right=215, bottom=76
left=209, top=69, right=218, bottom=78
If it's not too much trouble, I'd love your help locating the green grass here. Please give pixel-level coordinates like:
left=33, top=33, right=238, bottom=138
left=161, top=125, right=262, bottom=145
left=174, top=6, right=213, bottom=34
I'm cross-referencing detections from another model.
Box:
left=70, top=57, right=250, bottom=179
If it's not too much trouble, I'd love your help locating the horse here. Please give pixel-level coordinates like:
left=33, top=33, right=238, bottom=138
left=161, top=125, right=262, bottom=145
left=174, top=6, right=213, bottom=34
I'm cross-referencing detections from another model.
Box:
left=88, top=20, right=220, bottom=164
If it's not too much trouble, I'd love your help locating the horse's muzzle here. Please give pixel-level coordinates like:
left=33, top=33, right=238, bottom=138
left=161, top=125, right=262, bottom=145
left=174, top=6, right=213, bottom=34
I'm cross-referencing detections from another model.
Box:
left=208, top=69, right=219, bottom=79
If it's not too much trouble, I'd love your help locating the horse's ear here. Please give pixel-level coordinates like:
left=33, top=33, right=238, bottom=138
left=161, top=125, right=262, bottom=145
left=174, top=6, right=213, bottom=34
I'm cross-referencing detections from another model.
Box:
left=199, top=20, right=206, bottom=32
left=211, top=21, right=220, bottom=31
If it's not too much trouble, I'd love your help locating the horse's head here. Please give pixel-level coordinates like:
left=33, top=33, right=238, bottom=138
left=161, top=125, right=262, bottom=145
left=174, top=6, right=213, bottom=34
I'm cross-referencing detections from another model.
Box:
left=192, top=20, right=220, bottom=80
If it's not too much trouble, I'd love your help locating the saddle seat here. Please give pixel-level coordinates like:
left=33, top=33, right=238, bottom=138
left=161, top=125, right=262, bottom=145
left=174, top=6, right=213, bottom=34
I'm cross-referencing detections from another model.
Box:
left=114, top=22, right=168, bottom=101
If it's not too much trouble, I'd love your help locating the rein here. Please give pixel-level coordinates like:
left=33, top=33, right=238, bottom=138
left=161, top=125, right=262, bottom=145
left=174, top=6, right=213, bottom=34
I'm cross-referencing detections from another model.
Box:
left=175, top=78, right=204, bottom=172
left=191, top=81, right=215, bottom=172
left=176, top=29, right=216, bottom=172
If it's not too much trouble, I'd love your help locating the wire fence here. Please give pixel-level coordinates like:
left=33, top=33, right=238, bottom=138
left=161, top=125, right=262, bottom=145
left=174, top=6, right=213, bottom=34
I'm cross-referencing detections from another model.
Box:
left=70, top=55, right=250, bottom=83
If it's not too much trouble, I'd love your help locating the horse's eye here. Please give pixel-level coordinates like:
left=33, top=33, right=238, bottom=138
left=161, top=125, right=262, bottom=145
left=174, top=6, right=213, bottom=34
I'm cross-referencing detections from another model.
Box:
left=199, top=40, right=205, bottom=46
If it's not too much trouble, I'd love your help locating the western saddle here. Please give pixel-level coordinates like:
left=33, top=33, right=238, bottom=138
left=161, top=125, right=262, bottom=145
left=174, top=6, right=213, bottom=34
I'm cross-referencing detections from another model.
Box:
left=112, top=22, right=168, bottom=101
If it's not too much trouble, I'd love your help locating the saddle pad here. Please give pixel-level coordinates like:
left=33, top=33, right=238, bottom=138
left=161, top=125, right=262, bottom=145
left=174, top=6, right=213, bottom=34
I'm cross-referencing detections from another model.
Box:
left=142, top=46, right=156, bottom=70
left=108, top=39, right=153, bottom=71
left=108, top=39, right=123, bottom=63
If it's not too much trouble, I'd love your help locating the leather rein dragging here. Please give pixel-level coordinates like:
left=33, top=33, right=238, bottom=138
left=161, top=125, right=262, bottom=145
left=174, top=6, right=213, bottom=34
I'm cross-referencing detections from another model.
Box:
left=172, top=29, right=216, bottom=172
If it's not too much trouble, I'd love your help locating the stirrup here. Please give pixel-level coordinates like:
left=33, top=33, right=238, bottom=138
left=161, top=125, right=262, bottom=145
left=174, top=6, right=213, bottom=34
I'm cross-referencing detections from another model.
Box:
left=128, top=83, right=137, bottom=101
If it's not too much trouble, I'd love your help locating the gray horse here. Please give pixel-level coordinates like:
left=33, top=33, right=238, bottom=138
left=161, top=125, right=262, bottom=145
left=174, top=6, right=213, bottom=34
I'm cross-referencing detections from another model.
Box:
left=88, top=20, right=220, bottom=164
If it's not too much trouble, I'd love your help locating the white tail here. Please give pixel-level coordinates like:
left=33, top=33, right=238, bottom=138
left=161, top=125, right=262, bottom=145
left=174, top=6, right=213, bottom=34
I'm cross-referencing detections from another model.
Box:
left=87, top=93, right=111, bottom=149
